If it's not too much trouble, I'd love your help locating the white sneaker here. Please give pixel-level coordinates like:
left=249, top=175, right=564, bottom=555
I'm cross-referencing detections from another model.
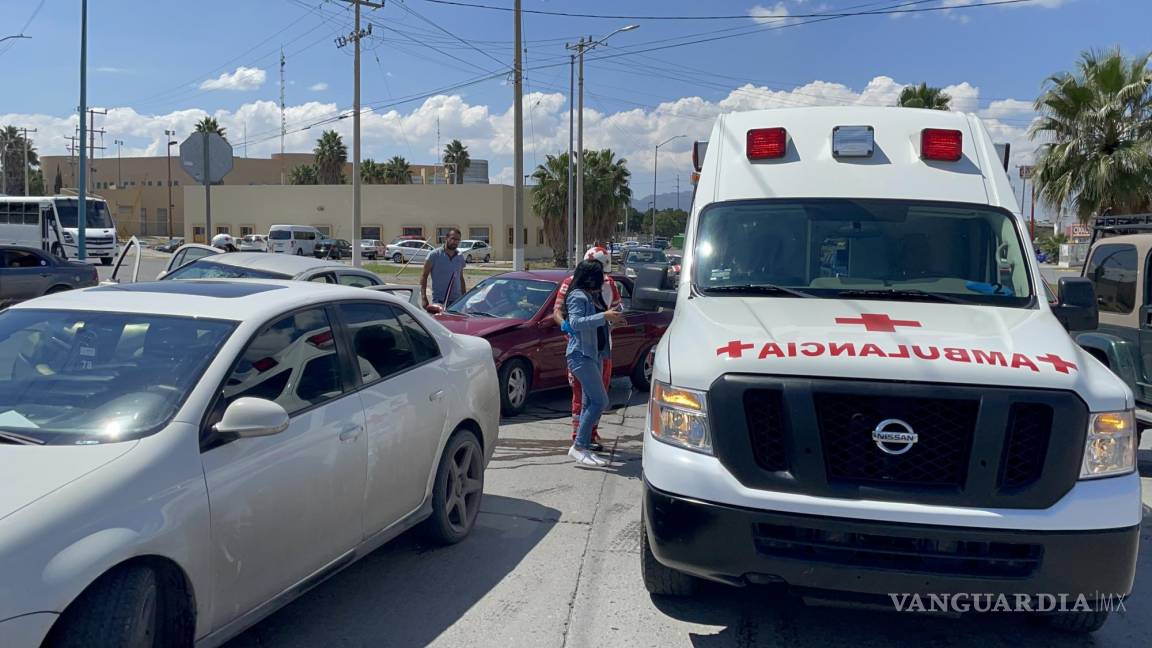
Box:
left=569, top=445, right=608, bottom=467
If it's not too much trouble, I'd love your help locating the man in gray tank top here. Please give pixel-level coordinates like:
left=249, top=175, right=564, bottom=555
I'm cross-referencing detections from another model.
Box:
left=420, top=227, right=467, bottom=310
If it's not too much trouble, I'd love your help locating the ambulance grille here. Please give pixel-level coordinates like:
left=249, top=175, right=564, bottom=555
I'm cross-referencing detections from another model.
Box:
left=744, top=390, right=788, bottom=471
left=814, top=393, right=978, bottom=487
left=999, top=403, right=1053, bottom=489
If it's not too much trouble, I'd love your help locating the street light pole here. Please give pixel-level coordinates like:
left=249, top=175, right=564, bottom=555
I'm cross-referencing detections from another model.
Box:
left=566, top=52, right=575, bottom=267
left=566, top=24, right=637, bottom=258
left=652, top=135, right=686, bottom=242
left=77, top=0, right=88, bottom=261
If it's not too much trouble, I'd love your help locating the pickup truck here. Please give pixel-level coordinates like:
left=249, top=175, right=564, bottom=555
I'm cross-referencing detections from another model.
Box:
left=1073, top=214, right=1152, bottom=438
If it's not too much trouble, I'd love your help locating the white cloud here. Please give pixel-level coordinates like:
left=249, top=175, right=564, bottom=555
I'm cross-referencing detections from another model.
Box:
left=941, top=82, right=980, bottom=113
left=748, top=3, right=792, bottom=25
left=96, top=66, right=131, bottom=74
left=980, top=98, right=1035, bottom=120
left=309, top=82, right=329, bottom=92
left=199, top=66, right=267, bottom=91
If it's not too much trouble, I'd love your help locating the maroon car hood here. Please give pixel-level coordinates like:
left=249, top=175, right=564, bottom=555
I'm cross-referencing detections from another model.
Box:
left=435, top=313, right=526, bottom=337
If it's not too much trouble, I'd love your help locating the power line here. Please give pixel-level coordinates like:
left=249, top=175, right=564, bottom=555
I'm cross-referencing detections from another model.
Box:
left=418, top=0, right=1035, bottom=20
left=0, top=0, right=46, bottom=57
left=394, top=0, right=509, bottom=70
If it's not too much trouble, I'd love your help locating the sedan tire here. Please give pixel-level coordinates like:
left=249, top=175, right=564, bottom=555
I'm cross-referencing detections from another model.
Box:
left=498, top=358, right=532, bottom=416
left=46, top=566, right=162, bottom=648
left=393, top=252, right=404, bottom=263
left=630, top=347, right=655, bottom=392
left=423, top=430, right=485, bottom=545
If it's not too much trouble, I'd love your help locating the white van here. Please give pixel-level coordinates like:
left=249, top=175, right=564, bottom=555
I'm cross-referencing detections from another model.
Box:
left=639, top=107, right=1139, bottom=633
left=268, top=224, right=323, bottom=256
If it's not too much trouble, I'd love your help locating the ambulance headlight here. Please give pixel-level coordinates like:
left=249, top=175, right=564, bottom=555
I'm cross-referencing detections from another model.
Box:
left=650, top=381, right=711, bottom=454
left=1080, top=410, right=1136, bottom=478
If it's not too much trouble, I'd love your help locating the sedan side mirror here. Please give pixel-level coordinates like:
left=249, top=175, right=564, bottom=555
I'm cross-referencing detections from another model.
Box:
left=214, top=397, right=290, bottom=438
left=1053, top=277, right=1099, bottom=332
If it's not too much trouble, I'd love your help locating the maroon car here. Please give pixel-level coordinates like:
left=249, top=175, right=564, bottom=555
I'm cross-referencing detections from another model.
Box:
left=436, top=269, right=671, bottom=415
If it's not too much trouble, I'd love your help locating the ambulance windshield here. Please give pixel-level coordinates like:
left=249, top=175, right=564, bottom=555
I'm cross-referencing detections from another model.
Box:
left=693, top=199, right=1033, bottom=306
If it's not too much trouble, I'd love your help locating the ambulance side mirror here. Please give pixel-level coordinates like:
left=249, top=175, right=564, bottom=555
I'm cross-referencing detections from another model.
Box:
left=632, top=264, right=678, bottom=312
left=1053, top=277, right=1098, bottom=332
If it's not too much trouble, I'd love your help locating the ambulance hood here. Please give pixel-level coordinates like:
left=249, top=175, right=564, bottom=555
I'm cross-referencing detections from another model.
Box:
left=667, top=296, right=1129, bottom=410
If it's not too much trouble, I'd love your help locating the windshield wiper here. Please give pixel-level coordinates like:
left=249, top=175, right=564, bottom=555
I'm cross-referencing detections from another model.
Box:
left=0, top=430, right=46, bottom=445
left=467, top=310, right=499, bottom=318
left=838, top=288, right=967, bottom=305
left=703, top=284, right=816, bottom=299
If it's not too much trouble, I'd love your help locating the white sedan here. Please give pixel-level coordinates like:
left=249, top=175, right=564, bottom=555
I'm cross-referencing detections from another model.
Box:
left=385, top=239, right=434, bottom=264
left=0, top=280, right=499, bottom=647
left=458, top=239, right=492, bottom=263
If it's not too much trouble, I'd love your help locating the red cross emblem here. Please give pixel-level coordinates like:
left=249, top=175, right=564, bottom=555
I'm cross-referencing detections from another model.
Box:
left=835, top=314, right=922, bottom=333
left=716, top=340, right=755, bottom=358
left=1037, top=353, right=1078, bottom=374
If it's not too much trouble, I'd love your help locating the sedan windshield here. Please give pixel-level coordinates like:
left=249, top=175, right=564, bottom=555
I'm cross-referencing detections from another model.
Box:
left=693, top=199, right=1033, bottom=306
left=0, top=309, right=235, bottom=444
left=447, top=278, right=555, bottom=320
left=163, top=259, right=290, bottom=281
left=626, top=249, right=667, bottom=264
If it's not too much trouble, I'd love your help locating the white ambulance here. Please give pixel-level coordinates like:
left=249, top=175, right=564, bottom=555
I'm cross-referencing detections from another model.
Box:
left=639, top=107, right=1140, bottom=633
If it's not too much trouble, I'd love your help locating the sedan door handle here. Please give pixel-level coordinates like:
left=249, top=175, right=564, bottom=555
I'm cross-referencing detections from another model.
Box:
left=338, top=424, right=363, bottom=442
left=429, top=390, right=445, bottom=402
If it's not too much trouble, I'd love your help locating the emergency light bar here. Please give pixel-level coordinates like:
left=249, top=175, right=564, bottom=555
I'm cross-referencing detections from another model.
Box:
left=747, top=128, right=787, bottom=160
left=921, top=128, right=963, bottom=162
left=832, top=125, right=874, bottom=158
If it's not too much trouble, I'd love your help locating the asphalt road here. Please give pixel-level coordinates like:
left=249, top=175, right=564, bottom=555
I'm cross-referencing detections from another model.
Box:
left=213, top=381, right=1152, bottom=648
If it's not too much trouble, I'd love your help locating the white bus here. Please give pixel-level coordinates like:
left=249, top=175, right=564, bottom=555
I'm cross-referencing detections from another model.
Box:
left=0, top=195, right=119, bottom=264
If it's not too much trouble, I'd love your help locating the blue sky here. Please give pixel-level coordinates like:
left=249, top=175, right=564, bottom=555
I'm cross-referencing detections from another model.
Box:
left=2, top=0, right=1148, bottom=216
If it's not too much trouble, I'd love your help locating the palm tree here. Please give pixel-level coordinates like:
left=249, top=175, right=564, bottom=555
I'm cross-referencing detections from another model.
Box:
left=582, top=149, right=632, bottom=244
left=897, top=83, right=952, bottom=110
left=289, top=164, right=318, bottom=185
left=361, top=159, right=386, bottom=184
left=1031, top=49, right=1152, bottom=223
left=313, top=130, right=347, bottom=184
left=1, top=125, right=39, bottom=195
left=442, top=139, right=471, bottom=184
left=383, top=156, right=412, bottom=184
left=194, top=116, right=227, bottom=138
left=530, top=153, right=572, bottom=266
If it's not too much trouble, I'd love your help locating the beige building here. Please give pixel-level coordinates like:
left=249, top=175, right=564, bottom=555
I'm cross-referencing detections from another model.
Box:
left=40, top=153, right=488, bottom=239
left=184, top=184, right=553, bottom=261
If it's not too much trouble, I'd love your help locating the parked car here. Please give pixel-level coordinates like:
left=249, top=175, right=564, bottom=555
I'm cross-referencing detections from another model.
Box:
left=653, top=238, right=670, bottom=250
left=459, top=239, right=493, bottom=263
left=386, top=239, right=435, bottom=264
left=0, top=280, right=498, bottom=646
left=111, top=239, right=385, bottom=287
left=360, top=239, right=385, bottom=260
left=435, top=269, right=672, bottom=415
left=0, top=245, right=99, bottom=307
left=268, top=224, right=324, bottom=256
left=314, top=238, right=353, bottom=260
left=238, top=234, right=269, bottom=252
left=155, top=237, right=185, bottom=253
left=620, top=247, right=668, bottom=278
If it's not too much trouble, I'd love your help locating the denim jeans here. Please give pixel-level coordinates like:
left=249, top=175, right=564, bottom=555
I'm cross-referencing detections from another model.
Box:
left=568, top=352, right=609, bottom=449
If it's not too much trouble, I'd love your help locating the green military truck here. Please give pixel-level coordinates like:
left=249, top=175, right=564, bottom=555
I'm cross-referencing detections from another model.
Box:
left=1074, top=214, right=1152, bottom=439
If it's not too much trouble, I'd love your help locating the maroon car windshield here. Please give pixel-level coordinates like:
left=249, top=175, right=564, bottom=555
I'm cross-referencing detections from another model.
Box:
left=447, top=278, right=555, bottom=320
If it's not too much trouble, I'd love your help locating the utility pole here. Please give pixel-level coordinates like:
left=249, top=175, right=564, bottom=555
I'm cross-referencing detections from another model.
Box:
left=565, top=25, right=637, bottom=257
left=113, top=139, right=123, bottom=188
left=676, top=173, right=680, bottom=212
left=64, top=135, right=79, bottom=189
left=86, top=108, right=107, bottom=192
left=336, top=1, right=380, bottom=267
left=567, top=53, right=575, bottom=266
left=512, top=0, right=525, bottom=270
left=78, top=0, right=88, bottom=260
left=280, top=47, right=286, bottom=185
left=165, top=129, right=176, bottom=237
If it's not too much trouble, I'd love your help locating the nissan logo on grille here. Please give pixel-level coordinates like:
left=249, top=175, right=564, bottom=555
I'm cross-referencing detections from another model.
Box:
left=872, top=418, right=918, bottom=455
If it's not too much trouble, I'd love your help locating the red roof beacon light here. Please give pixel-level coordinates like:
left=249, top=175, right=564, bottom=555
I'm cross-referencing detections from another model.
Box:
left=920, top=128, right=963, bottom=162
left=747, top=128, right=788, bottom=160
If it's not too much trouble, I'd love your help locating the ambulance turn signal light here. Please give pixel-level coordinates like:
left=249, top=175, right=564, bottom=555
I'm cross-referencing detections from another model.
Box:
left=747, top=128, right=787, bottom=160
